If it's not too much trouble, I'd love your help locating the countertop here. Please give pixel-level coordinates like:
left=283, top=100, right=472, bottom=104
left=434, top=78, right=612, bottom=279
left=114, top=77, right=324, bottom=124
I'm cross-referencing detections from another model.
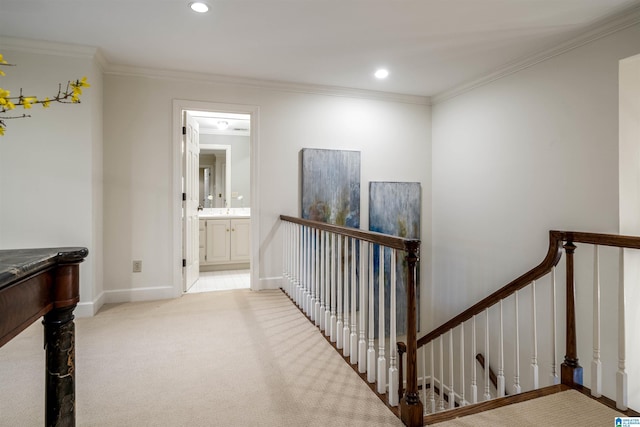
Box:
left=0, top=247, right=89, bottom=290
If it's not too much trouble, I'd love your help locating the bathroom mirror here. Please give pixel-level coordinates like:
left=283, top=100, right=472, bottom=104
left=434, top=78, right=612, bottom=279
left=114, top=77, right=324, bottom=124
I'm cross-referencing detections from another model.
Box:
left=200, top=144, right=231, bottom=208
left=199, top=134, right=251, bottom=208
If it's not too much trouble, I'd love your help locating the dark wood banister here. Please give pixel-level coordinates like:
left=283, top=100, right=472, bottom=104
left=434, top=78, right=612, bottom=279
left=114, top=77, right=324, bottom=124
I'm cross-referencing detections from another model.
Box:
left=280, top=214, right=423, bottom=425
left=417, top=230, right=563, bottom=347
left=417, top=230, right=640, bottom=348
left=405, top=229, right=640, bottom=425
left=280, top=215, right=420, bottom=251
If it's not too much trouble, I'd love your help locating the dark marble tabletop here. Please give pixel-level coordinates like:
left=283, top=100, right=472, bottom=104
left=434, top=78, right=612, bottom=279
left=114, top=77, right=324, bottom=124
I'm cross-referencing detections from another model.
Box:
left=0, top=247, right=89, bottom=290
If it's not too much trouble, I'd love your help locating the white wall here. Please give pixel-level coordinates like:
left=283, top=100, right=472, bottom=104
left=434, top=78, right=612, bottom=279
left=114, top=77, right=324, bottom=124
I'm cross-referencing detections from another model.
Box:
left=619, top=52, right=640, bottom=410
left=0, top=41, right=104, bottom=315
left=103, top=70, right=432, bottom=327
left=432, top=23, right=640, bottom=398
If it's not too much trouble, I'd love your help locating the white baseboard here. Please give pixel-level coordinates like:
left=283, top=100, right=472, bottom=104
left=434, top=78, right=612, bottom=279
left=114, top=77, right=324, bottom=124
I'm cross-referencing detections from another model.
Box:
left=75, top=291, right=105, bottom=317
left=104, top=286, right=177, bottom=304
left=258, top=276, right=282, bottom=290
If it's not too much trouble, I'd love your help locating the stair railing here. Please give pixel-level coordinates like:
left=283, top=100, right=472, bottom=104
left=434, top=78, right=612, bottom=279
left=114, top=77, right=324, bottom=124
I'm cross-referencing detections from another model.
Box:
left=399, top=230, right=639, bottom=425
left=280, top=215, right=422, bottom=425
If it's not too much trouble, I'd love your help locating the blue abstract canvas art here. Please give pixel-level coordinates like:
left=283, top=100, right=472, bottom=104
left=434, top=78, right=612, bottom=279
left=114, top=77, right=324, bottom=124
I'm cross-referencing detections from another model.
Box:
left=369, top=181, right=421, bottom=337
left=301, top=148, right=360, bottom=228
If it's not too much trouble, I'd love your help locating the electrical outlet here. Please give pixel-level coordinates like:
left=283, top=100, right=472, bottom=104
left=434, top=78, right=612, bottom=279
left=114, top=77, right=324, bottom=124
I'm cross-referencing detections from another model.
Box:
left=133, top=260, right=142, bottom=273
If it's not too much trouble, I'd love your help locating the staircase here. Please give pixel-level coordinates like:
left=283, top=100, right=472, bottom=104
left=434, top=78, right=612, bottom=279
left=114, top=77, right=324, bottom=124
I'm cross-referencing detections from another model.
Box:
left=280, top=216, right=639, bottom=426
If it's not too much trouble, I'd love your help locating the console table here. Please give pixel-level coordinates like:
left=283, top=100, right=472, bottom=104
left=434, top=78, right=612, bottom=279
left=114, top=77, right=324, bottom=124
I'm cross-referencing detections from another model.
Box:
left=0, top=247, right=88, bottom=427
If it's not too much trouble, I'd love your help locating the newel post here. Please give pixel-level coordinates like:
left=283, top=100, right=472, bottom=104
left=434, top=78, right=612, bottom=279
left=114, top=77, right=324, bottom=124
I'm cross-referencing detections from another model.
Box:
left=561, top=241, right=583, bottom=386
left=400, top=241, right=423, bottom=427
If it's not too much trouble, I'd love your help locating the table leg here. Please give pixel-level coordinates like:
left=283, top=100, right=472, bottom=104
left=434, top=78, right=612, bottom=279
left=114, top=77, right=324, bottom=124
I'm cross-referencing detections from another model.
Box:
left=43, top=306, right=76, bottom=427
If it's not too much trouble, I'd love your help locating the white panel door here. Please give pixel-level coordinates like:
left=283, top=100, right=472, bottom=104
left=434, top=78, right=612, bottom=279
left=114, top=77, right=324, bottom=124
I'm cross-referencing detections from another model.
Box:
left=183, top=111, right=200, bottom=292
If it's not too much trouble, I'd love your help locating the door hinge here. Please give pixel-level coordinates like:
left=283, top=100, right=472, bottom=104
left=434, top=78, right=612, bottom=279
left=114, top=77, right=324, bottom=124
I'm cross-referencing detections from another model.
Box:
left=182, top=192, right=186, bottom=201
left=182, top=126, right=186, bottom=135
left=182, top=259, right=186, bottom=267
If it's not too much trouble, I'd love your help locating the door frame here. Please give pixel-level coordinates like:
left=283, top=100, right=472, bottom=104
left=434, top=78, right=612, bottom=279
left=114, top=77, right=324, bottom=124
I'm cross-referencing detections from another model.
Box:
left=172, top=99, right=260, bottom=295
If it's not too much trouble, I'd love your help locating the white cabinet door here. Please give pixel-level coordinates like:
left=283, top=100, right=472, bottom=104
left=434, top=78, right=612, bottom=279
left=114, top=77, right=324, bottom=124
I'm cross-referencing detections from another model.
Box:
left=199, top=220, right=206, bottom=263
left=230, top=219, right=251, bottom=262
left=206, top=219, right=230, bottom=263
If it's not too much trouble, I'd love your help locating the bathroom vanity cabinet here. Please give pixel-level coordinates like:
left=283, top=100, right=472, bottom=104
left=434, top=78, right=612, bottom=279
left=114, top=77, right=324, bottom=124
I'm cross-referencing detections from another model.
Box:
left=199, top=218, right=250, bottom=268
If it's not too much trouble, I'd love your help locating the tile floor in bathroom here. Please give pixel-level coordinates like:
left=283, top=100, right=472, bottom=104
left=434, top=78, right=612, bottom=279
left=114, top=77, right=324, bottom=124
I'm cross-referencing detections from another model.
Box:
left=187, top=269, right=250, bottom=293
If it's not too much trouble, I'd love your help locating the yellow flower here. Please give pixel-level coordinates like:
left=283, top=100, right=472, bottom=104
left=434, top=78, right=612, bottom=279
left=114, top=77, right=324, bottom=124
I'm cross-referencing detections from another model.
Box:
left=71, top=92, right=80, bottom=103
left=0, top=70, right=5, bottom=77
left=0, top=88, right=9, bottom=98
left=0, top=126, right=4, bottom=136
left=42, top=97, right=51, bottom=108
left=0, top=53, right=7, bottom=64
left=78, top=76, right=90, bottom=88
left=22, top=97, right=36, bottom=109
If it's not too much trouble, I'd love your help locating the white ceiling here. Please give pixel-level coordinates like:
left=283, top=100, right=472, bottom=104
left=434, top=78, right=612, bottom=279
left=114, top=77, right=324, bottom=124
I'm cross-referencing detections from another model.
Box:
left=1, top=0, right=639, bottom=97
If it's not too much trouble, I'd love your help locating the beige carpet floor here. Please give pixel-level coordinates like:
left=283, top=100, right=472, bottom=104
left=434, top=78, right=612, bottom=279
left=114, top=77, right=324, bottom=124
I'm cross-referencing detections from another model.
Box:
left=0, top=289, right=402, bottom=427
left=431, top=389, right=625, bottom=427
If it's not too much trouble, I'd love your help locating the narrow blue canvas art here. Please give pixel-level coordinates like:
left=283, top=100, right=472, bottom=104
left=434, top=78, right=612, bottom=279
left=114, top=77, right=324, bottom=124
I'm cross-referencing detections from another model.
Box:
left=369, top=181, right=421, bottom=337
left=301, top=148, right=360, bottom=228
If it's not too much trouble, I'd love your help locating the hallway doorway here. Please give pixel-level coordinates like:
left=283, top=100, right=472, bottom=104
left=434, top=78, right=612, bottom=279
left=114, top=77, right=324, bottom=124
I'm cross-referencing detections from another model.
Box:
left=172, top=100, right=260, bottom=296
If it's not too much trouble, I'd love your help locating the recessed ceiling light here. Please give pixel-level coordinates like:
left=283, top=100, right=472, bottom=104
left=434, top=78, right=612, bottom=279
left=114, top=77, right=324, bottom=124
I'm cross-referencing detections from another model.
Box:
left=217, top=121, right=229, bottom=130
left=374, top=69, right=389, bottom=79
left=189, top=2, right=209, bottom=13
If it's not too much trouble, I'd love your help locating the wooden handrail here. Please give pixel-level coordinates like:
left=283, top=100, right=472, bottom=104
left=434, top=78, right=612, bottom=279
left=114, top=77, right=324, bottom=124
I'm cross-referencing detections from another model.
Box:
left=280, top=215, right=420, bottom=253
left=417, top=230, right=640, bottom=348
left=281, top=214, right=423, bottom=426
left=417, top=230, right=564, bottom=347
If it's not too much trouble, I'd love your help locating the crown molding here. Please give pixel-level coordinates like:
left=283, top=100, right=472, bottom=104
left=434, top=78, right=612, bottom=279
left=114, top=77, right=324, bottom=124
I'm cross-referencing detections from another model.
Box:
left=105, top=64, right=431, bottom=106
left=0, top=36, right=99, bottom=59
left=432, top=4, right=640, bottom=104
left=0, top=35, right=107, bottom=72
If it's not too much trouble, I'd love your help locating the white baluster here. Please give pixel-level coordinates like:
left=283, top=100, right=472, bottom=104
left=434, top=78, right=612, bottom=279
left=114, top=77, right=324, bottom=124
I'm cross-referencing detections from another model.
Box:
left=343, top=236, right=350, bottom=355
left=350, top=237, right=358, bottom=365
left=421, top=346, right=427, bottom=414
left=297, top=226, right=306, bottom=312
left=315, top=229, right=321, bottom=325
left=309, top=228, right=315, bottom=322
left=307, top=227, right=312, bottom=315
left=531, top=281, right=539, bottom=390
left=389, top=249, right=398, bottom=406
left=550, top=267, right=559, bottom=385
left=358, top=239, right=367, bottom=373
left=497, top=300, right=505, bottom=397
left=617, top=248, right=628, bottom=410
left=514, top=290, right=521, bottom=394
left=470, top=315, right=477, bottom=404
left=295, top=225, right=301, bottom=306
left=298, top=226, right=307, bottom=314
left=367, top=242, right=376, bottom=383
left=282, top=222, right=287, bottom=291
left=484, top=308, right=491, bottom=401
left=429, top=340, right=436, bottom=413
left=319, top=231, right=325, bottom=331
left=324, top=231, right=331, bottom=336
left=330, top=233, right=337, bottom=342
left=448, top=330, right=455, bottom=409
left=591, top=245, right=602, bottom=397
left=438, top=335, right=446, bottom=410
left=460, top=323, right=466, bottom=406
left=336, top=235, right=344, bottom=349
left=377, top=245, right=387, bottom=395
